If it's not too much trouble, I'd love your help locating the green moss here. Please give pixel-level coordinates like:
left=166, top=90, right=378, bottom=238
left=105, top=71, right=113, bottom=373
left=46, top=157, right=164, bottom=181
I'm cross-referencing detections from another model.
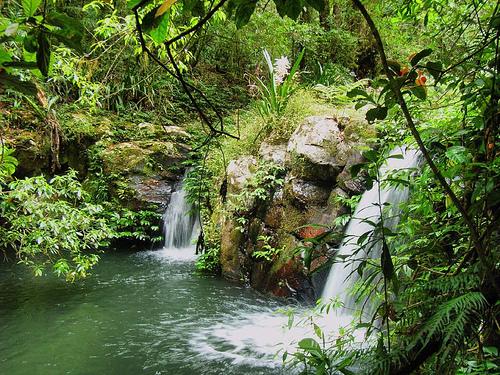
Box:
left=99, top=140, right=180, bottom=176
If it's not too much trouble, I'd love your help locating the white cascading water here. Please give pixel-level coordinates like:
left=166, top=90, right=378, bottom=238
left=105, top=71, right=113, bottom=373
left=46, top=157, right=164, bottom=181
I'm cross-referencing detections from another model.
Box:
left=188, top=147, right=422, bottom=371
left=321, top=146, right=421, bottom=318
left=162, top=180, right=199, bottom=250
left=141, top=171, right=199, bottom=262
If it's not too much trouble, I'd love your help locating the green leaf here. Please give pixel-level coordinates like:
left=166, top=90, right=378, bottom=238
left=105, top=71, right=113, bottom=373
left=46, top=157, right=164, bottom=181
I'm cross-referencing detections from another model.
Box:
left=127, top=0, right=152, bottom=9
left=490, top=14, right=500, bottom=29
left=298, top=338, right=321, bottom=354
left=23, top=34, right=38, bottom=53
left=426, top=61, right=442, bottom=81
left=234, top=0, right=257, bottom=28
left=22, top=0, right=42, bottom=17
left=362, top=149, right=378, bottom=162
left=274, top=0, right=303, bottom=20
left=313, top=323, right=322, bottom=339
left=36, top=32, right=50, bottom=76
left=410, top=48, right=433, bottom=66
left=0, top=46, right=12, bottom=65
left=150, top=12, right=170, bottom=43
left=347, top=87, right=369, bottom=99
left=46, top=12, right=84, bottom=39
left=445, top=145, right=470, bottom=164
left=411, top=86, right=427, bottom=100
left=365, top=106, right=388, bottom=123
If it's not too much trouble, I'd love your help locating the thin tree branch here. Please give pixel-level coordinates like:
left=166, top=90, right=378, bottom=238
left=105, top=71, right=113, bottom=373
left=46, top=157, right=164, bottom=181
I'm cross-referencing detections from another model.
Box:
left=164, top=0, right=229, bottom=48
left=132, top=8, right=238, bottom=139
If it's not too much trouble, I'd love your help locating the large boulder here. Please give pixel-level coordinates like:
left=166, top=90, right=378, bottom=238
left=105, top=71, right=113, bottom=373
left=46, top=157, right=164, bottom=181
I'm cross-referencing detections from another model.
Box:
left=285, top=175, right=331, bottom=206
left=101, top=140, right=185, bottom=175
left=128, top=176, right=173, bottom=210
left=286, top=116, right=353, bottom=182
left=100, top=140, right=188, bottom=210
left=259, top=142, right=287, bottom=167
left=226, top=156, right=257, bottom=194
left=220, top=217, right=244, bottom=281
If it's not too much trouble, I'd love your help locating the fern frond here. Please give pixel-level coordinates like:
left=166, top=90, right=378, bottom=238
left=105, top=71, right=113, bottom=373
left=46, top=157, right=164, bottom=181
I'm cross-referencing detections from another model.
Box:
left=413, top=292, right=487, bottom=350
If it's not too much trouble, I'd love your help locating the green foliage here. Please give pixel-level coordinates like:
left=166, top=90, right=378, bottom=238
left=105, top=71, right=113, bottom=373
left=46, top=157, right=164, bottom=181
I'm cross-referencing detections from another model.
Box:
left=103, top=205, right=163, bottom=244
left=195, top=245, right=221, bottom=273
left=227, top=161, right=285, bottom=232
left=0, top=170, right=115, bottom=280
left=253, top=49, right=304, bottom=118
left=252, top=235, right=282, bottom=262
left=281, top=301, right=358, bottom=375
left=0, top=145, right=18, bottom=182
left=0, top=0, right=84, bottom=93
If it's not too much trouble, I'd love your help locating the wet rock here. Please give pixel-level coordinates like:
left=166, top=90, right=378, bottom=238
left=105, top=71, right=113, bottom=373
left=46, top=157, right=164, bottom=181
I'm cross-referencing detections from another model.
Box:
left=226, top=156, right=257, bottom=194
left=100, top=140, right=188, bottom=210
left=128, top=176, right=174, bottom=211
left=220, top=217, right=244, bottom=281
left=259, top=142, right=287, bottom=167
left=265, top=258, right=315, bottom=302
left=287, top=116, right=352, bottom=182
left=336, top=152, right=367, bottom=195
left=286, top=175, right=332, bottom=206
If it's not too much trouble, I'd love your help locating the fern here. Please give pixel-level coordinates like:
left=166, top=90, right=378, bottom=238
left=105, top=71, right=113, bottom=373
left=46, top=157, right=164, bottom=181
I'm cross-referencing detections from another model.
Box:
left=412, top=292, right=487, bottom=352
left=424, top=272, right=481, bottom=294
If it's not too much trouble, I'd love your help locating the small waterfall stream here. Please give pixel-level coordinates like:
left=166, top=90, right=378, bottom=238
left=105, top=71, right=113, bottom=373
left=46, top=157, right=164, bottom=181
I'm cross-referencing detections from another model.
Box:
left=162, top=177, right=198, bottom=250
left=321, top=146, right=421, bottom=318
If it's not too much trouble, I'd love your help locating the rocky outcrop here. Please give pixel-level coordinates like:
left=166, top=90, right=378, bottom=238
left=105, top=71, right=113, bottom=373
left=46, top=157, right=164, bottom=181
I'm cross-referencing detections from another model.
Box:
left=287, top=116, right=353, bottom=182
left=259, top=142, right=287, bottom=167
left=226, top=156, right=257, bottom=194
left=217, top=115, right=373, bottom=300
left=7, top=108, right=191, bottom=212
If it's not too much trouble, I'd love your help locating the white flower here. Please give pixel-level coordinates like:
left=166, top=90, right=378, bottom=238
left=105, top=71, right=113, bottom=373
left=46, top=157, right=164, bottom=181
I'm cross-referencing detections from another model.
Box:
left=273, top=56, right=290, bottom=85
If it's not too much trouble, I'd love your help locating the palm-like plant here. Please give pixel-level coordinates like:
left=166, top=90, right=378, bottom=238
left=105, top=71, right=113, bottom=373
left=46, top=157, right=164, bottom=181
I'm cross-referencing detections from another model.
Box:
left=254, top=49, right=305, bottom=118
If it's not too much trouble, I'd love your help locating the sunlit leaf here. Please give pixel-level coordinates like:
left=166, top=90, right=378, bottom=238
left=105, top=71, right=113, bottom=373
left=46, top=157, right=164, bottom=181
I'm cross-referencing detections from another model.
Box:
left=22, top=0, right=42, bottom=17
left=155, top=0, right=176, bottom=18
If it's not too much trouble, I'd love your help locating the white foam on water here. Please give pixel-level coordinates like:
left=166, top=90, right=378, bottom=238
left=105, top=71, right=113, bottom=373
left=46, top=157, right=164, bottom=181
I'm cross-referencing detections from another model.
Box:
left=139, top=246, right=198, bottom=262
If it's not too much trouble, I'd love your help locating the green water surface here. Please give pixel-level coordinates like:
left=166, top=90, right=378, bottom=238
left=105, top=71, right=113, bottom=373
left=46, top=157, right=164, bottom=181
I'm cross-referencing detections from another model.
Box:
left=0, top=249, right=293, bottom=375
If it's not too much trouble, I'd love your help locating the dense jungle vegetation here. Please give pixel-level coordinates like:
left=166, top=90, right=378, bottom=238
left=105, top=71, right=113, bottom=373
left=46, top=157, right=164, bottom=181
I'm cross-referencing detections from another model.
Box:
left=0, top=0, right=499, bottom=373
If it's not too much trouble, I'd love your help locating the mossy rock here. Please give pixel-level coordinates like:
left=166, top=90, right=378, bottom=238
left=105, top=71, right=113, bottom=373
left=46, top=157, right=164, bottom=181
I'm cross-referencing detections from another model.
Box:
left=6, top=129, right=51, bottom=177
left=220, top=217, right=244, bottom=281
left=100, top=140, right=184, bottom=176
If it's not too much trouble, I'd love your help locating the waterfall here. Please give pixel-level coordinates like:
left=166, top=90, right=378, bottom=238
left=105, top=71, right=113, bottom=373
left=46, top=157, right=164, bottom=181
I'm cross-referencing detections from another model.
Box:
left=162, top=172, right=199, bottom=250
left=321, top=147, right=421, bottom=315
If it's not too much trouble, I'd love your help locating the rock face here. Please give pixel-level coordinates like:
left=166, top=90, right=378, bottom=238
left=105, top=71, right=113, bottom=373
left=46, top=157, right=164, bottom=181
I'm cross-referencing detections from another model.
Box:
left=217, top=115, right=372, bottom=300
left=100, top=139, right=189, bottom=210
left=259, top=142, right=287, bottom=167
left=286, top=176, right=331, bottom=206
left=287, top=116, right=352, bottom=182
left=226, top=156, right=257, bottom=194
